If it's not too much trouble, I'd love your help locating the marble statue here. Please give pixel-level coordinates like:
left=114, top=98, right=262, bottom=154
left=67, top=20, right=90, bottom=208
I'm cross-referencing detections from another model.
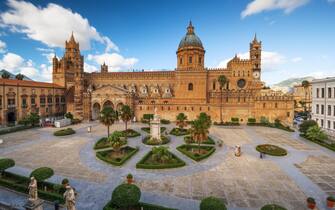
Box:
left=28, top=177, right=38, bottom=201
left=235, top=145, right=241, bottom=157
left=63, top=185, right=76, bottom=210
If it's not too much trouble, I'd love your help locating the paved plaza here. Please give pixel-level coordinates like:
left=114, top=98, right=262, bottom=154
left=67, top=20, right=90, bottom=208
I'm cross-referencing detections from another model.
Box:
left=0, top=122, right=334, bottom=210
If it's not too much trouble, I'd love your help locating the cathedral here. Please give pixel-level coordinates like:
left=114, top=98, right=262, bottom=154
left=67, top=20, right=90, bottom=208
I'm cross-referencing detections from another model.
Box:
left=52, top=22, right=294, bottom=125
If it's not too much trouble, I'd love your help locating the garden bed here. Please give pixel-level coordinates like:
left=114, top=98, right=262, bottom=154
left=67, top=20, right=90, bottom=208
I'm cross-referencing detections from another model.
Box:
left=121, top=129, right=141, bottom=138
left=94, top=137, right=110, bottom=150
left=96, top=146, right=139, bottom=166
left=53, top=128, right=75, bottom=136
left=103, top=200, right=177, bottom=210
left=247, top=122, right=294, bottom=132
left=141, top=127, right=167, bottom=134
left=0, top=171, right=65, bottom=203
left=177, top=145, right=216, bottom=161
left=256, top=144, right=287, bottom=156
left=169, top=128, right=189, bottom=136
left=136, top=150, right=185, bottom=169
left=300, top=134, right=335, bottom=152
left=184, top=135, right=215, bottom=145
left=0, top=125, right=38, bottom=135
left=142, top=135, right=170, bottom=145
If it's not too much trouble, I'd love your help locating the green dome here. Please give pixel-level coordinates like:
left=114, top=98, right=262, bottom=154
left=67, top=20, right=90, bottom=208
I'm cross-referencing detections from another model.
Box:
left=178, top=22, right=203, bottom=50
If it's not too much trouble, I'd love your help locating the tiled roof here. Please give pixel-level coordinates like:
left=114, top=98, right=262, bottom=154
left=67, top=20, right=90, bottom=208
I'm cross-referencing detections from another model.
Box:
left=0, top=78, right=64, bottom=88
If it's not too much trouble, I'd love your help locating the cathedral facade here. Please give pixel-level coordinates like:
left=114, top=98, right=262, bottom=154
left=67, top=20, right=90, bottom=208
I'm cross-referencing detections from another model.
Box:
left=52, top=22, right=294, bottom=125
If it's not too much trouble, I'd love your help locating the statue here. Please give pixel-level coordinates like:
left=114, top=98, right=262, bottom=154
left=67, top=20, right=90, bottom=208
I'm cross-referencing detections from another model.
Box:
left=63, top=185, right=76, bottom=210
left=28, top=177, right=38, bottom=201
left=234, top=145, right=241, bottom=157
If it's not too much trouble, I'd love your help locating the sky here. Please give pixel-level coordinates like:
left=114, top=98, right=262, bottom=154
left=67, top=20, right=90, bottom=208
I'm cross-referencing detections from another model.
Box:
left=0, top=0, right=334, bottom=85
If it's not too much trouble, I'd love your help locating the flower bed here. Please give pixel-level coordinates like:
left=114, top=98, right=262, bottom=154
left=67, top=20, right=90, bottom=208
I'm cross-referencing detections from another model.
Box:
left=0, top=171, right=65, bottom=203
left=261, top=204, right=287, bottom=210
left=142, top=135, right=170, bottom=145
left=136, top=150, right=185, bottom=169
left=169, top=128, right=189, bottom=136
left=103, top=200, right=177, bottom=210
left=53, top=128, right=75, bottom=136
left=256, top=144, right=287, bottom=156
left=122, top=129, right=141, bottom=138
left=184, top=136, right=215, bottom=145
left=96, top=146, right=139, bottom=166
left=177, top=145, right=216, bottom=161
left=141, top=127, right=167, bottom=134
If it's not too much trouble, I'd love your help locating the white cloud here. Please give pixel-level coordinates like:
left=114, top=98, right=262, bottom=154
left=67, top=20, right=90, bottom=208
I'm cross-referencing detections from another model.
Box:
left=291, top=57, right=302, bottom=62
left=0, top=52, right=24, bottom=70
left=87, top=53, right=138, bottom=71
left=84, top=62, right=98, bottom=73
left=39, top=64, right=52, bottom=82
left=0, top=40, right=6, bottom=53
left=217, top=51, right=285, bottom=71
left=241, top=0, right=310, bottom=18
left=0, top=0, right=118, bottom=52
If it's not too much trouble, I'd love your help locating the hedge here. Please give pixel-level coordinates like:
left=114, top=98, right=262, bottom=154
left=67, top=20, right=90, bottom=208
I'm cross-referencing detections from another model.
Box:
left=141, top=127, right=167, bottom=134
left=200, top=196, right=226, bottom=210
left=121, top=129, right=141, bottom=138
left=0, top=125, right=36, bottom=135
left=143, top=114, right=154, bottom=120
left=103, top=201, right=177, bottom=210
left=300, top=134, right=335, bottom=152
left=112, top=184, right=141, bottom=208
left=30, top=167, right=54, bottom=181
left=142, top=135, right=170, bottom=145
left=177, top=145, right=216, bottom=161
left=0, top=171, right=65, bottom=203
left=213, top=122, right=240, bottom=126
left=161, top=119, right=171, bottom=124
left=256, top=144, right=287, bottom=156
left=184, top=136, right=215, bottom=145
left=94, top=137, right=110, bottom=150
left=0, top=158, right=15, bottom=172
left=136, top=150, right=185, bottom=169
left=53, top=128, right=76, bottom=136
left=247, top=122, right=294, bottom=132
left=169, top=128, right=189, bottom=136
left=96, top=146, right=139, bottom=166
left=261, top=204, right=287, bottom=210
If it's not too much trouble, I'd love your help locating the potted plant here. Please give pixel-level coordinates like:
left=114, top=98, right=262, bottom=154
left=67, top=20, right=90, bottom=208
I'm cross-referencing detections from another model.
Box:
left=126, top=173, right=133, bottom=184
left=307, top=197, right=316, bottom=209
left=327, top=196, right=335, bottom=208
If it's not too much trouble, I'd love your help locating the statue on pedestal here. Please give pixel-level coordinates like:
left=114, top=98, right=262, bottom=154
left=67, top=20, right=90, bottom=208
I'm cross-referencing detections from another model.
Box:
left=64, top=185, right=76, bottom=210
left=28, top=177, right=38, bottom=201
left=234, top=145, right=241, bottom=157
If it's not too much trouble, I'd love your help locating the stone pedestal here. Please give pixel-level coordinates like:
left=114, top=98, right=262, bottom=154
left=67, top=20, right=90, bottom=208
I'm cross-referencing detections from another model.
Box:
left=24, top=199, right=44, bottom=210
left=150, top=114, right=161, bottom=141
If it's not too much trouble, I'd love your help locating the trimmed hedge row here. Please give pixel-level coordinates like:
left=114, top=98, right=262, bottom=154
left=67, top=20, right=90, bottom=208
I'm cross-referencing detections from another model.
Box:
left=247, top=122, right=294, bottom=132
left=213, top=122, right=240, bottom=126
left=136, top=151, right=186, bottom=169
left=94, top=137, right=109, bottom=150
left=122, top=129, right=141, bottom=138
left=256, top=144, right=287, bottom=156
left=300, top=134, right=335, bottom=152
left=261, top=204, right=287, bottom=210
left=142, top=135, right=170, bottom=145
left=0, top=125, right=36, bottom=135
left=96, top=146, right=139, bottom=166
left=177, top=145, right=216, bottom=161
left=141, top=127, right=167, bottom=134
left=184, top=136, right=215, bottom=145
left=161, top=119, right=171, bottom=124
left=0, top=171, right=65, bottom=203
left=169, top=128, right=189, bottom=136
left=53, top=128, right=75, bottom=136
left=103, top=201, right=178, bottom=210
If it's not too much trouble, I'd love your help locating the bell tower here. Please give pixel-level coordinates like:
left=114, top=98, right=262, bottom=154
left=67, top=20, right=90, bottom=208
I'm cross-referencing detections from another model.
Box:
left=250, top=34, right=262, bottom=80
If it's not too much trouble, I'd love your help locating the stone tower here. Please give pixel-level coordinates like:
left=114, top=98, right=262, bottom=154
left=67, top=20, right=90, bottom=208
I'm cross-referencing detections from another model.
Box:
left=52, top=33, right=84, bottom=119
left=250, top=34, right=262, bottom=80
left=176, top=21, right=205, bottom=70
left=101, top=62, right=108, bottom=73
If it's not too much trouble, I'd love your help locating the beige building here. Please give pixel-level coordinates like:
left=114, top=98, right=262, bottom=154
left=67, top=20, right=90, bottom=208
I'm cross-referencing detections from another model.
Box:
left=0, top=79, right=65, bottom=125
left=293, top=84, right=312, bottom=113
left=52, top=22, right=294, bottom=125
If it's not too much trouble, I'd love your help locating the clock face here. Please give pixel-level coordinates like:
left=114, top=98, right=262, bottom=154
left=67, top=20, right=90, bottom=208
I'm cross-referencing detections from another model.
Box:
left=253, top=71, right=260, bottom=79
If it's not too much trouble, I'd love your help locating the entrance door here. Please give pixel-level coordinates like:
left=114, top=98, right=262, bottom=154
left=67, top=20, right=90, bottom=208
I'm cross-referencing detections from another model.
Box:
left=7, top=111, right=16, bottom=125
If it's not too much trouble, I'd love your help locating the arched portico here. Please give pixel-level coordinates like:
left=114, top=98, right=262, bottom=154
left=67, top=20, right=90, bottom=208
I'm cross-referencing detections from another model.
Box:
left=92, top=102, right=101, bottom=120
left=103, top=100, right=113, bottom=109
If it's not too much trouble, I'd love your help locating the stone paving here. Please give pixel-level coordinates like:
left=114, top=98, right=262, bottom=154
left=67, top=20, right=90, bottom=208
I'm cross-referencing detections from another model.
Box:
left=0, top=122, right=335, bottom=210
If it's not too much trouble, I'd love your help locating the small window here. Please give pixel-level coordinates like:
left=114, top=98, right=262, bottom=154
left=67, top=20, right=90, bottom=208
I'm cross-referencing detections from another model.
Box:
left=287, top=112, right=290, bottom=117
left=189, top=56, right=192, bottom=64
left=322, top=88, right=325, bottom=98
left=328, top=87, right=332, bottom=98
left=263, top=103, right=266, bottom=108
left=328, top=120, right=331, bottom=129
left=180, top=58, right=183, bottom=65
left=199, top=56, right=202, bottom=64
left=321, top=105, right=324, bottom=114
left=321, top=119, right=324, bottom=127
left=317, top=88, right=320, bottom=98
left=213, top=81, right=216, bottom=90
left=275, top=103, right=278, bottom=108
left=184, top=107, right=187, bottom=111
left=188, top=83, right=193, bottom=91
left=316, top=104, right=319, bottom=114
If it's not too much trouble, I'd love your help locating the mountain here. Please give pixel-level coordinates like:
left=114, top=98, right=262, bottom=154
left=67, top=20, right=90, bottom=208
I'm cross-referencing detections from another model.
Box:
left=0, top=69, right=32, bottom=81
left=271, top=76, right=314, bottom=93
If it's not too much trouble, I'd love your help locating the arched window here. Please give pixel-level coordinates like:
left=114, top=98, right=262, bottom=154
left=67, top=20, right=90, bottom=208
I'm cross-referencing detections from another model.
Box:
left=199, top=56, right=202, bottom=64
left=180, top=57, right=183, bottom=64
left=213, top=81, right=216, bottom=90
left=189, top=56, right=192, bottom=64
left=188, top=83, right=193, bottom=91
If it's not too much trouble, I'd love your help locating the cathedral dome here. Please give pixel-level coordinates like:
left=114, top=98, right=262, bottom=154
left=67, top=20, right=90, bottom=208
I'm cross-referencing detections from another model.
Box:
left=178, top=22, right=203, bottom=50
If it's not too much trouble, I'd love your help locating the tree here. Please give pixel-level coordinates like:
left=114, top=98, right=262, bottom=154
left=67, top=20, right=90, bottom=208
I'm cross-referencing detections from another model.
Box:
left=0, top=158, right=15, bottom=177
left=30, top=167, right=54, bottom=182
left=120, top=105, right=133, bottom=136
left=301, top=80, right=310, bottom=112
left=1, top=72, right=10, bottom=79
left=306, top=125, right=327, bottom=141
left=176, top=113, right=188, bottom=129
left=28, top=113, right=40, bottom=126
left=299, top=120, right=318, bottom=134
left=152, top=146, right=171, bottom=164
left=100, top=107, right=118, bottom=137
left=190, top=112, right=212, bottom=154
left=218, top=75, right=228, bottom=123
left=108, top=131, right=127, bottom=155
left=15, top=73, right=24, bottom=80
left=64, top=112, right=74, bottom=120
left=111, top=184, right=141, bottom=209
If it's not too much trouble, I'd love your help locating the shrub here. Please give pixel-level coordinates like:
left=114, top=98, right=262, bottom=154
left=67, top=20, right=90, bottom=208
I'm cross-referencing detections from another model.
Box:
left=231, top=117, right=239, bottom=123
left=256, top=144, right=287, bottom=156
left=299, top=120, right=317, bottom=134
left=122, top=129, right=141, bottom=138
left=111, top=184, right=141, bottom=208
left=307, top=197, right=315, bottom=204
left=161, top=119, right=170, bottom=124
left=64, top=112, right=74, bottom=120
left=143, top=114, right=154, bottom=120
left=248, top=118, right=256, bottom=123
left=261, top=204, right=287, bottom=210
left=306, top=125, right=327, bottom=141
left=142, top=135, right=170, bottom=145
left=177, top=145, right=216, bottom=161
left=327, top=196, right=335, bottom=202
left=30, top=167, right=54, bottom=181
left=53, top=128, right=75, bottom=136
left=61, top=178, right=69, bottom=185
left=260, top=116, right=269, bottom=124
left=127, top=173, right=133, bottom=179
left=170, top=128, right=189, bottom=136
left=200, top=196, right=226, bottom=210
left=71, top=118, right=81, bottom=124
left=0, top=158, right=15, bottom=174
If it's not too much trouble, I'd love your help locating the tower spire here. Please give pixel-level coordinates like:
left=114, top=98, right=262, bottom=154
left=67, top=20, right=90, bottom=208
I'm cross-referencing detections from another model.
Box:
left=187, top=20, right=194, bottom=34
left=69, top=31, right=75, bottom=43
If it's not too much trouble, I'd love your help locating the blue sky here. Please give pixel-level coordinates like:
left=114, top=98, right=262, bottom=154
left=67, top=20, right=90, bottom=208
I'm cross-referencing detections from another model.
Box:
left=0, top=0, right=334, bottom=85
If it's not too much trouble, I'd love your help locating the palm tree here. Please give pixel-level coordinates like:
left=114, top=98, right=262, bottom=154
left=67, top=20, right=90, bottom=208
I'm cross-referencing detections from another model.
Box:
left=218, top=75, right=228, bottom=123
left=152, top=146, right=171, bottom=164
left=15, top=73, right=24, bottom=80
left=306, top=125, right=327, bottom=141
left=120, top=105, right=133, bottom=136
left=108, top=131, right=126, bottom=156
left=301, top=80, right=310, bottom=112
left=99, top=107, right=118, bottom=137
left=1, top=72, right=10, bottom=79
left=176, top=113, right=188, bottom=130
left=190, top=112, right=212, bottom=153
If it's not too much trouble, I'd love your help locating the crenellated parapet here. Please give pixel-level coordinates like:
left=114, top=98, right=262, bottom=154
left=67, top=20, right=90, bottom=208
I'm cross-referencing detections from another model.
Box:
left=89, top=70, right=175, bottom=80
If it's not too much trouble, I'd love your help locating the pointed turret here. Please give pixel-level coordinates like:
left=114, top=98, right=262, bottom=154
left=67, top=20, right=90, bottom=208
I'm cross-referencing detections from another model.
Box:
left=69, top=31, right=76, bottom=43
left=187, top=21, right=194, bottom=35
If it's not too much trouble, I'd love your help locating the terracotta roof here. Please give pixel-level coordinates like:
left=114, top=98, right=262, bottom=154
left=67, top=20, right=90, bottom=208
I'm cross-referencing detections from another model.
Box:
left=0, top=79, right=64, bottom=88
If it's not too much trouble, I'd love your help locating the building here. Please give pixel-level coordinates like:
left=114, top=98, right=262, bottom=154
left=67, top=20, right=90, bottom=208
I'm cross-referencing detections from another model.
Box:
left=52, top=22, right=293, bottom=125
left=293, top=83, right=312, bottom=113
left=311, top=77, right=335, bottom=135
left=0, top=79, right=66, bottom=125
